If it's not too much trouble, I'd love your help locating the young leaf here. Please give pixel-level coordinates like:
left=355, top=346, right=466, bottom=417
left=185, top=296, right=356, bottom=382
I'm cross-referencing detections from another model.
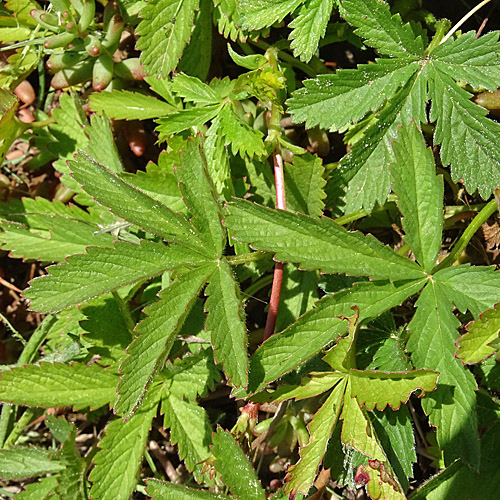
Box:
left=115, top=264, right=215, bottom=418
left=0, top=447, right=64, bottom=479
left=171, top=73, right=223, bottom=105
left=285, top=379, right=346, bottom=496
left=407, top=282, right=480, bottom=469
left=225, top=199, right=426, bottom=280
left=211, top=427, right=266, bottom=500
left=175, top=138, right=224, bottom=258
left=68, top=151, right=200, bottom=251
left=25, top=241, right=197, bottom=313
left=205, top=259, right=248, bottom=388
left=89, top=388, right=160, bottom=500
left=219, top=104, right=266, bottom=158
left=289, top=0, right=336, bottom=62
left=90, top=90, right=176, bottom=120
left=349, top=369, right=438, bottom=411
left=146, top=479, right=226, bottom=499
left=237, top=278, right=426, bottom=396
left=389, top=124, right=443, bottom=272
left=0, top=362, right=118, bottom=410
left=136, top=0, right=199, bottom=78
left=455, top=304, right=500, bottom=365
left=15, top=476, right=58, bottom=500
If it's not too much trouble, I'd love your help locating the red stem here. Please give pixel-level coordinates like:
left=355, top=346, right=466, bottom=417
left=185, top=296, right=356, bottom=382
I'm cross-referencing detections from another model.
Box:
left=263, top=150, right=286, bottom=341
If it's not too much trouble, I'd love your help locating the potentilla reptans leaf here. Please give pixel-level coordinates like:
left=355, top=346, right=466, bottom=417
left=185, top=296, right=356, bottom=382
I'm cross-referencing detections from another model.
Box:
left=407, top=282, right=480, bottom=470
left=156, top=104, right=223, bottom=140
left=285, top=379, right=346, bottom=496
left=284, top=153, right=326, bottom=218
left=175, top=138, right=224, bottom=258
left=0, top=362, right=118, bottom=410
left=68, top=151, right=201, bottom=251
left=225, top=199, right=425, bottom=280
left=115, top=264, right=214, bottom=418
left=433, top=265, right=500, bottom=317
left=289, top=0, right=336, bottom=62
left=25, top=241, right=199, bottom=313
left=136, top=0, right=200, bottom=78
left=0, top=447, right=64, bottom=479
left=211, top=427, right=266, bottom=500
left=205, top=259, right=248, bottom=388
left=236, top=278, right=426, bottom=396
left=238, top=0, right=303, bottom=30
left=339, top=0, right=425, bottom=57
left=349, top=369, right=438, bottom=410
left=89, top=388, right=160, bottom=500
left=389, top=124, right=443, bottom=272
left=456, top=304, right=500, bottom=365
left=90, top=90, right=176, bottom=120
left=171, top=73, right=225, bottom=105
left=288, top=60, right=420, bottom=132
left=162, top=396, right=213, bottom=478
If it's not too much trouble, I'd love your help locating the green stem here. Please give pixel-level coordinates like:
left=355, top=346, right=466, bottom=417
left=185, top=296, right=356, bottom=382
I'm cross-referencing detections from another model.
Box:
left=225, top=251, right=268, bottom=266
left=3, top=408, right=42, bottom=448
left=433, top=197, right=498, bottom=273
left=334, top=209, right=370, bottom=226
left=396, top=243, right=411, bottom=256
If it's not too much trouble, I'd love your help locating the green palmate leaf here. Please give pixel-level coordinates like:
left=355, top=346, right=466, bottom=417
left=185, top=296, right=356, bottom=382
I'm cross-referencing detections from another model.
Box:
left=25, top=241, right=197, bottom=313
left=136, top=0, right=199, bottom=78
left=205, top=259, right=248, bottom=387
left=349, top=369, right=438, bottom=410
left=389, top=124, right=443, bottom=272
left=288, top=59, right=420, bottom=132
left=85, top=114, right=124, bottom=175
left=89, top=388, right=160, bottom=500
left=456, top=304, right=500, bottom=365
left=289, top=0, right=336, bottom=62
left=178, top=0, right=213, bottom=80
left=0, top=362, right=118, bottom=410
left=339, top=0, right=425, bottom=57
left=434, top=265, right=500, bottom=317
left=370, top=407, right=416, bottom=491
left=156, top=104, right=223, bottom=139
left=163, top=396, right=212, bottom=477
left=219, top=104, right=266, bottom=158
left=225, top=199, right=425, bottom=280
left=0, top=447, right=64, bottom=479
left=284, top=153, right=326, bottom=218
left=68, top=151, right=200, bottom=250
left=146, top=479, right=226, bottom=499
left=204, top=115, right=230, bottom=193
left=171, top=73, right=222, bottom=105
left=90, top=90, right=176, bottom=120
left=175, top=138, right=224, bottom=258
left=211, top=427, right=266, bottom=500
left=115, top=264, right=214, bottom=418
left=162, top=349, right=219, bottom=400
left=407, top=282, right=480, bottom=469
left=0, top=216, right=114, bottom=262
left=238, top=0, right=303, bottom=30
left=285, top=379, right=346, bottom=496
left=238, top=278, right=426, bottom=396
